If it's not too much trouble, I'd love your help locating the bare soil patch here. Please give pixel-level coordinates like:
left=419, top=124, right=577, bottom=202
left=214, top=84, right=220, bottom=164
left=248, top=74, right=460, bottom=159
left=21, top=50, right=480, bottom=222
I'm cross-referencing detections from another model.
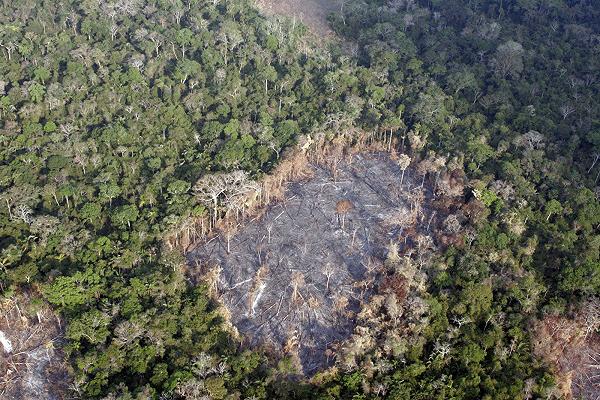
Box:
left=188, top=152, right=436, bottom=374
left=255, top=0, right=341, bottom=38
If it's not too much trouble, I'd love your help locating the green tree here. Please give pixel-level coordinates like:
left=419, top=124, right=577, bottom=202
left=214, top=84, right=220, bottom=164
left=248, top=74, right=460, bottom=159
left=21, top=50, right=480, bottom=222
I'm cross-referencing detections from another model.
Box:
left=111, top=205, right=139, bottom=229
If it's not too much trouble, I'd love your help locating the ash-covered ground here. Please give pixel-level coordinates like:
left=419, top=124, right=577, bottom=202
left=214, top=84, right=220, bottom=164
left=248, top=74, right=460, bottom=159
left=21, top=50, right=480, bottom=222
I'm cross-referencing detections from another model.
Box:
left=189, top=153, right=427, bottom=374
left=0, top=293, right=69, bottom=400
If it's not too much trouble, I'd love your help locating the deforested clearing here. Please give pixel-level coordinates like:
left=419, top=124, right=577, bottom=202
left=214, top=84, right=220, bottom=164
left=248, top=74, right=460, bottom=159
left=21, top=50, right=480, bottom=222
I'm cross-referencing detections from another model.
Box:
left=255, top=0, right=341, bottom=37
left=0, top=293, right=69, bottom=400
left=188, top=151, right=458, bottom=374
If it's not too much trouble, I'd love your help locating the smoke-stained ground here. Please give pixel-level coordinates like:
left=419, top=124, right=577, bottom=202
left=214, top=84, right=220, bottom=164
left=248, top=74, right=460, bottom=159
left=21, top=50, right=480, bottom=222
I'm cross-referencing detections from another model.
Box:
left=188, top=153, right=435, bottom=374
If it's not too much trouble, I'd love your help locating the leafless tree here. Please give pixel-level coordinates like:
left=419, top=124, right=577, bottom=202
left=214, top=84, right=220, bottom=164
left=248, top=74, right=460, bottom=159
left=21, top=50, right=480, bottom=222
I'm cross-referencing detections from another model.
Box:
left=113, top=320, right=145, bottom=347
left=0, top=41, right=16, bottom=61
left=174, top=378, right=206, bottom=399
left=333, top=294, right=349, bottom=318
left=194, top=171, right=259, bottom=226
left=14, top=205, right=33, bottom=225
left=248, top=265, right=269, bottom=316
left=386, top=206, right=415, bottom=231
left=580, top=297, right=600, bottom=339
left=397, top=154, right=411, bottom=185
left=452, top=315, right=471, bottom=328
left=386, top=240, right=400, bottom=264
left=223, top=219, right=237, bottom=253
left=335, top=199, right=354, bottom=229
left=214, top=68, right=226, bottom=85
left=432, top=341, right=451, bottom=360
left=291, top=271, right=305, bottom=305
left=148, top=32, right=163, bottom=57
left=491, top=41, right=524, bottom=79
left=515, top=130, right=545, bottom=151
left=323, top=264, right=335, bottom=291
left=559, top=103, right=575, bottom=120
left=443, top=214, right=462, bottom=234
left=588, top=153, right=600, bottom=174
left=110, top=24, right=119, bottom=41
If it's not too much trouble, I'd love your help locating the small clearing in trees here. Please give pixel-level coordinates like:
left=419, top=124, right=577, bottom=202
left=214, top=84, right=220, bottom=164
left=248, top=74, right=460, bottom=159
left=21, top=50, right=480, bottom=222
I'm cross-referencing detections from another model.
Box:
left=255, top=0, right=341, bottom=38
left=189, top=152, right=441, bottom=374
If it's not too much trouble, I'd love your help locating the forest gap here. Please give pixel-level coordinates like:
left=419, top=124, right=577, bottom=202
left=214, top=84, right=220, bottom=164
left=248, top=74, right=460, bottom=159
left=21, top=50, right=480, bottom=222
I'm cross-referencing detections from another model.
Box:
left=256, top=0, right=342, bottom=37
left=188, top=152, right=440, bottom=374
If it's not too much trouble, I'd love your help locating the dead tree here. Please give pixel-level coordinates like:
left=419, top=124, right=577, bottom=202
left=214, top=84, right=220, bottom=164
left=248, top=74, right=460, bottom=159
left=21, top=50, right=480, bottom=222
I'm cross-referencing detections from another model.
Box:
left=223, top=218, right=237, bottom=253
left=336, top=199, right=354, bottom=229
left=416, top=158, right=433, bottom=188
left=323, top=264, right=335, bottom=291
left=397, top=154, right=411, bottom=186
left=588, top=153, right=600, bottom=174
left=580, top=298, right=600, bottom=339
left=248, top=265, right=269, bottom=317
left=333, top=294, right=349, bottom=319
left=194, top=170, right=259, bottom=226
left=204, top=264, right=223, bottom=297
left=386, top=240, right=400, bottom=264
left=291, top=271, right=305, bottom=305
left=560, top=103, right=575, bottom=120
left=385, top=206, right=415, bottom=232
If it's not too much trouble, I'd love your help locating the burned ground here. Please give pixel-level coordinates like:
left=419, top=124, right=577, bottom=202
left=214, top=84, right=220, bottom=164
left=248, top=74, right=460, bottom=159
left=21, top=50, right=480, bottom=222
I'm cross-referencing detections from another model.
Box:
left=188, top=152, right=439, bottom=374
left=0, top=293, right=69, bottom=400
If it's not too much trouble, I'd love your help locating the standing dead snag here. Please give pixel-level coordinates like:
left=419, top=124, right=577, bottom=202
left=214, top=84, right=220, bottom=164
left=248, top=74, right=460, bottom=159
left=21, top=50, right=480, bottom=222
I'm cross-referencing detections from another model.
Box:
left=248, top=265, right=269, bottom=317
left=223, top=218, right=237, bottom=253
left=386, top=240, right=401, bottom=264
left=335, top=199, right=354, bottom=229
left=204, top=264, right=222, bottom=297
left=580, top=297, right=600, bottom=339
left=323, top=263, right=335, bottom=291
left=333, top=294, right=350, bottom=319
left=396, top=153, right=411, bottom=186
left=291, top=271, right=305, bottom=305
left=385, top=206, right=416, bottom=233
left=432, top=155, right=447, bottom=196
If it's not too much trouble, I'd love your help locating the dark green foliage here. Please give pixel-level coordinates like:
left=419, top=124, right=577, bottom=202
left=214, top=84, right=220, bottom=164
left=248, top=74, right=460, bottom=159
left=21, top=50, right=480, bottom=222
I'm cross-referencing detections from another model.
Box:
left=1, top=0, right=599, bottom=398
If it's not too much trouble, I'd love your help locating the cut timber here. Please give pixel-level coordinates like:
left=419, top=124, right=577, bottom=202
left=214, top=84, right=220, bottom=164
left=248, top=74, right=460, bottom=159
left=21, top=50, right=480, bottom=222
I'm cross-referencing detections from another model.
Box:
left=188, top=152, right=438, bottom=375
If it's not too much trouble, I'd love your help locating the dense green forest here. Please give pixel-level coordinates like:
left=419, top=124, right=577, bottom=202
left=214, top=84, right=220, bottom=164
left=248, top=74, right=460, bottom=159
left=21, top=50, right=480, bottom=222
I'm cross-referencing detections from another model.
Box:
left=0, top=0, right=599, bottom=398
